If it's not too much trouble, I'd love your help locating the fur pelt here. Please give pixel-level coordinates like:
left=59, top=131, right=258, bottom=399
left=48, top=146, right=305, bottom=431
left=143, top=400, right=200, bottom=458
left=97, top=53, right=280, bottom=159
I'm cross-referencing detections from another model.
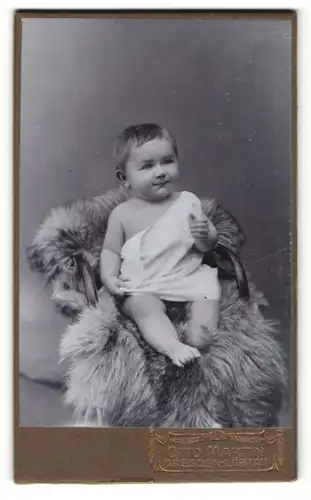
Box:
left=27, top=187, right=287, bottom=427
left=59, top=283, right=286, bottom=427
left=27, top=187, right=130, bottom=315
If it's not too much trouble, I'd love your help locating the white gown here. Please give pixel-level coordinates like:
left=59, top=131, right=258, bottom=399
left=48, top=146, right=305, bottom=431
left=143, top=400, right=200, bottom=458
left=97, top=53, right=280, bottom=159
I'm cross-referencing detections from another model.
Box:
left=119, top=191, right=221, bottom=302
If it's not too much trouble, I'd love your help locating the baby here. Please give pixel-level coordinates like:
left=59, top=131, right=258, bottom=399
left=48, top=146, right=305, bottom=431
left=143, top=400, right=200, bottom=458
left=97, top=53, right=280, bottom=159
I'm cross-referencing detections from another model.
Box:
left=100, top=123, right=221, bottom=367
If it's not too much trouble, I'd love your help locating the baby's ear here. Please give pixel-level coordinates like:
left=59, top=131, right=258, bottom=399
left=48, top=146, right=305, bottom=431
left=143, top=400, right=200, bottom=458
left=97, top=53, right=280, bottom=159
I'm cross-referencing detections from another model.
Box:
left=116, top=169, right=126, bottom=182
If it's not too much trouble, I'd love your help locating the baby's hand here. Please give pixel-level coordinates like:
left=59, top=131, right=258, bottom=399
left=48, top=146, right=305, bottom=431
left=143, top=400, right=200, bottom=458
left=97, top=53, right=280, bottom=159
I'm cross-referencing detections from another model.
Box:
left=188, top=212, right=218, bottom=253
left=106, top=276, right=129, bottom=297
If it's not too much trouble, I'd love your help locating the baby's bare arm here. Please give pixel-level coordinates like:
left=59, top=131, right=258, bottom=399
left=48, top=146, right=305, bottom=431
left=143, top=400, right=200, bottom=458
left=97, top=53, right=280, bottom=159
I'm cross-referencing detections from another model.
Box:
left=100, top=206, right=125, bottom=296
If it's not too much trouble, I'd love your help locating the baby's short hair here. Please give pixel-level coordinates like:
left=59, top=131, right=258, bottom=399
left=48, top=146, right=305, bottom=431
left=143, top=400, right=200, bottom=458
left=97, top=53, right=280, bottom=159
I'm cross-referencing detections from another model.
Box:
left=114, top=123, right=178, bottom=176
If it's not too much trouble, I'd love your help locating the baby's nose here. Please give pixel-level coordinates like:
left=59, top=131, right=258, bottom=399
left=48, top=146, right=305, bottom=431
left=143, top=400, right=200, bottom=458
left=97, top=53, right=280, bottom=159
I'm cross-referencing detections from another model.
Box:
left=155, top=166, right=166, bottom=177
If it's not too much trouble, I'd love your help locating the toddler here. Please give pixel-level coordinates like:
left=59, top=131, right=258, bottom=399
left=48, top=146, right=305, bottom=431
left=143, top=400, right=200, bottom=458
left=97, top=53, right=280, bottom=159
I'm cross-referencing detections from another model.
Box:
left=100, top=123, right=221, bottom=367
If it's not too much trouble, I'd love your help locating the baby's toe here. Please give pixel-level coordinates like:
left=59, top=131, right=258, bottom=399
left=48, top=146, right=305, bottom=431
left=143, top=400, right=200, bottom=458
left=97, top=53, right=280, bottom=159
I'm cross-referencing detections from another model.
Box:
left=192, top=348, right=201, bottom=358
left=172, top=355, right=184, bottom=367
left=186, top=349, right=199, bottom=364
left=187, top=347, right=200, bottom=361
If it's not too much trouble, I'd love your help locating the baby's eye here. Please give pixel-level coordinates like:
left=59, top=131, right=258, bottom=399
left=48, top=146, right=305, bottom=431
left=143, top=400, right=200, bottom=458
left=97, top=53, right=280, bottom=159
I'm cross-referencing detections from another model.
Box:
left=141, top=162, right=153, bottom=170
left=162, top=157, right=175, bottom=165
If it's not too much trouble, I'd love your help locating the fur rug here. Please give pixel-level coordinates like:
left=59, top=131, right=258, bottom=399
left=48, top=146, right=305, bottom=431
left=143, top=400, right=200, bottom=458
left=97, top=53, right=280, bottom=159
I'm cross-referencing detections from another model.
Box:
left=27, top=187, right=287, bottom=427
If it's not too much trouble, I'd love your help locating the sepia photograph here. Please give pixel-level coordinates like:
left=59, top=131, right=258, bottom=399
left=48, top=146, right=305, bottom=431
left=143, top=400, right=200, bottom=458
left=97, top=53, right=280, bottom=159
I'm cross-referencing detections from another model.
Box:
left=17, top=12, right=294, bottom=434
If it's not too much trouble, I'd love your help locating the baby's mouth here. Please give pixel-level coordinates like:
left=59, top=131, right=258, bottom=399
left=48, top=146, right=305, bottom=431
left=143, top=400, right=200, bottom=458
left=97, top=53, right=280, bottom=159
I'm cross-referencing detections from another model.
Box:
left=154, top=179, right=170, bottom=187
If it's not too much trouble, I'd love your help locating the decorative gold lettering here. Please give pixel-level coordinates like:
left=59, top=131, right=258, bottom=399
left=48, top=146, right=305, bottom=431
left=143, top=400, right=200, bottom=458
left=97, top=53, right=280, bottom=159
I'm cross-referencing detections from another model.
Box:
left=149, top=429, right=285, bottom=473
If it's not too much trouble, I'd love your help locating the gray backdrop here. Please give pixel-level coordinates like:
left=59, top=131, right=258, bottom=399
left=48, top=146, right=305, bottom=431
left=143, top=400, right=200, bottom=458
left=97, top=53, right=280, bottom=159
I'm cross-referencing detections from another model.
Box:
left=19, top=18, right=292, bottom=425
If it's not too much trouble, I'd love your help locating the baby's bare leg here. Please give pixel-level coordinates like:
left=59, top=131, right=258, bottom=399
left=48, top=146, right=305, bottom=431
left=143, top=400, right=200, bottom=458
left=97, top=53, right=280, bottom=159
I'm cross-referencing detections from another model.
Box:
left=186, top=299, right=222, bottom=428
left=187, top=299, right=220, bottom=349
left=122, top=293, right=200, bottom=367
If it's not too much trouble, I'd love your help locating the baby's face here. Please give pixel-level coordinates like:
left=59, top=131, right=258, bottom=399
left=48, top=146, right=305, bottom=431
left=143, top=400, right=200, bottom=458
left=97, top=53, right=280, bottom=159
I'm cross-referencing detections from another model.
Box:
left=124, top=137, right=179, bottom=201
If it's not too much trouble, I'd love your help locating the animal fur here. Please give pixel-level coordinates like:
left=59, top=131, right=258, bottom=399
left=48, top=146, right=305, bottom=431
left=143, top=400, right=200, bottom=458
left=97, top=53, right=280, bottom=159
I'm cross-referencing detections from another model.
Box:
left=27, top=187, right=287, bottom=427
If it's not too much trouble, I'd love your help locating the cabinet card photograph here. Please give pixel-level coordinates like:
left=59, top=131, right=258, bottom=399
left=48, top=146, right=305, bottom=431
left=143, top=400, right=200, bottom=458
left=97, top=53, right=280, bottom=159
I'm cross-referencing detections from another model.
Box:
left=15, top=10, right=296, bottom=483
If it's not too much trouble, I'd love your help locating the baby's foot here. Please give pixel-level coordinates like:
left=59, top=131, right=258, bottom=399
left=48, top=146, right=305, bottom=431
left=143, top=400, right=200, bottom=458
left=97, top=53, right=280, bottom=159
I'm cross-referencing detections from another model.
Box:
left=168, top=343, right=200, bottom=367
